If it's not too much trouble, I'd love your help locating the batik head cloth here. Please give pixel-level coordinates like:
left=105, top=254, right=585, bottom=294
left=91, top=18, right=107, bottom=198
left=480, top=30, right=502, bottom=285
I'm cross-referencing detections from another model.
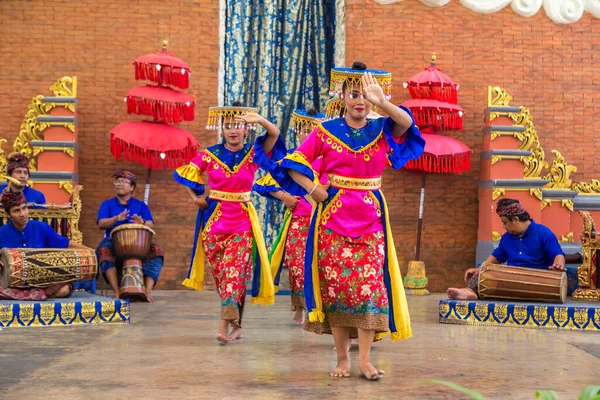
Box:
left=1, top=191, right=26, bottom=212
left=496, top=200, right=526, bottom=218
left=7, top=153, right=30, bottom=175
left=113, top=170, right=137, bottom=184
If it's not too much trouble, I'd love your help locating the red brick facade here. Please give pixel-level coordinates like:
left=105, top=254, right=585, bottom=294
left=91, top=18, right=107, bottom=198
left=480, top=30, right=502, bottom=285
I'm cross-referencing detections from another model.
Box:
left=0, top=1, right=597, bottom=291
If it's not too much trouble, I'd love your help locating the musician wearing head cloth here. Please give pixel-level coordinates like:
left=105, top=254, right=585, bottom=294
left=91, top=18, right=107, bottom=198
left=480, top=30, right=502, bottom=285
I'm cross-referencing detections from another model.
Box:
left=96, top=170, right=164, bottom=302
left=0, top=192, right=88, bottom=300
left=273, top=61, right=425, bottom=380
left=447, top=198, right=566, bottom=301
left=253, top=108, right=327, bottom=326
left=173, top=101, right=285, bottom=344
left=0, top=153, right=46, bottom=207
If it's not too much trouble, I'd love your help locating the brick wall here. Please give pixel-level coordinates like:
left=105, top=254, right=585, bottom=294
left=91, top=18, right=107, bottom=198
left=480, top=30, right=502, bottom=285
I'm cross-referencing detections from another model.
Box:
left=0, top=0, right=220, bottom=289
left=346, top=0, right=599, bottom=290
left=1, top=1, right=597, bottom=291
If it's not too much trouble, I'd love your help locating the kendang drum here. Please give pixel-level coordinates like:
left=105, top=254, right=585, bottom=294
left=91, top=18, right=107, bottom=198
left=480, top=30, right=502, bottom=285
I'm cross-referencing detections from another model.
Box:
left=111, top=224, right=154, bottom=302
left=478, top=263, right=567, bottom=303
left=0, top=248, right=97, bottom=289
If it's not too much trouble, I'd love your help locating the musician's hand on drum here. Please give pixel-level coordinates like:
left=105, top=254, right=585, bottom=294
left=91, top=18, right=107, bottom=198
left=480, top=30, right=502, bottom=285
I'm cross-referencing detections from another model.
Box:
left=194, top=195, right=209, bottom=210
left=115, top=209, right=129, bottom=222
left=464, top=268, right=479, bottom=284
left=132, top=214, right=144, bottom=225
left=549, top=264, right=566, bottom=272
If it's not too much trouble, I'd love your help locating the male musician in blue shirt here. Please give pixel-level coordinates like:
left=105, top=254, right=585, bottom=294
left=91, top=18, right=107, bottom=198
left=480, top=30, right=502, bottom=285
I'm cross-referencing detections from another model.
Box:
left=0, top=192, right=87, bottom=300
left=0, top=153, right=46, bottom=206
left=448, top=198, right=565, bottom=300
left=96, top=170, right=163, bottom=302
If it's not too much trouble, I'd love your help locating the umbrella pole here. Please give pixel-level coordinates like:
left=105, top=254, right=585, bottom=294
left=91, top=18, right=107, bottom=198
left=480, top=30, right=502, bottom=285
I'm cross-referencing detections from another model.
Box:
left=143, top=168, right=152, bottom=205
left=415, top=171, right=427, bottom=261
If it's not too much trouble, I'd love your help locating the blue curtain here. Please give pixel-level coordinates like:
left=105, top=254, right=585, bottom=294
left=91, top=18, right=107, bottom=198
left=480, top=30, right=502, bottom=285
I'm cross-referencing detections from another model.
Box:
left=222, top=0, right=337, bottom=248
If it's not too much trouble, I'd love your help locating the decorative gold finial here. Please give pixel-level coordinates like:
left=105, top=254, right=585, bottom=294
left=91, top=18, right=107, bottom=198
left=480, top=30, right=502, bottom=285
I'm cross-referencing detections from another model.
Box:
left=431, top=52, right=437, bottom=65
left=162, top=40, right=168, bottom=50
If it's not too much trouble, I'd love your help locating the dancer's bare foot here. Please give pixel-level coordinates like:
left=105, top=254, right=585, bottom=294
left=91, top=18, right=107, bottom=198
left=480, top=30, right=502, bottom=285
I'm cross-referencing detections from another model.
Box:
left=226, top=326, right=243, bottom=342
left=447, top=287, right=478, bottom=300
left=330, top=358, right=351, bottom=378
left=359, top=361, right=384, bottom=381
left=293, top=308, right=305, bottom=325
left=290, top=305, right=297, bottom=311
left=145, top=288, right=153, bottom=303
left=216, top=334, right=228, bottom=345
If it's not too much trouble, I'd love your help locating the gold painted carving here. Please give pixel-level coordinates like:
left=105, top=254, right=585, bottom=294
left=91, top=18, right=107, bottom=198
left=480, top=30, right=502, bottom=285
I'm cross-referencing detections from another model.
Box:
left=572, top=211, right=600, bottom=302
left=562, top=199, right=574, bottom=211
left=529, top=188, right=543, bottom=201
left=488, top=86, right=513, bottom=107
left=0, top=139, right=7, bottom=176
left=33, top=146, right=75, bottom=158
left=573, top=179, right=600, bottom=195
left=50, top=76, right=77, bottom=98
left=59, top=181, right=73, bottom=195
left=492, top=188, right=505, bottom=200
left=544, top=150, right=577, bottom=189
left=6, top=76, right=77, bottom=173
left=491, top=231, right=501, bottom=242
left=559, top=232, right=574, bottom=243
left=540, top=199, right=552, bottom=210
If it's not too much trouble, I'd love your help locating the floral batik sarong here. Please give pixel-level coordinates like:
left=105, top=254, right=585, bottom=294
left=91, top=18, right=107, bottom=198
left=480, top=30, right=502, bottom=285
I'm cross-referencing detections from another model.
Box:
left=203, top=230, right=253, bottom=325
left=285, top=216, right=310, bottom=309
left=305, top=228, right=389, bottom=338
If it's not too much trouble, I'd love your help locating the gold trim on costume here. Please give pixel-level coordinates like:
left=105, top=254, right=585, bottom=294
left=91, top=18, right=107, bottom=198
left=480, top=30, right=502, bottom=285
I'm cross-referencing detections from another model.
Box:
left=209, top=190, right=251, bottom=202
left=203, top=148, right=254, bottom=176
left=315, top=125, right=382, bottom=156
left=329, top=174, right=382, bottom=190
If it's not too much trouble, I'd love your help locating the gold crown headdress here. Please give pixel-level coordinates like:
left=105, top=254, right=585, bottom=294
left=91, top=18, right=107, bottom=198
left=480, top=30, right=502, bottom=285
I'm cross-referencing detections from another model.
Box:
left=329, top=67, right=393, bottom=100
left=206, top=106, right=259, bottom=130
left=290, top=109, right=325, bottom=134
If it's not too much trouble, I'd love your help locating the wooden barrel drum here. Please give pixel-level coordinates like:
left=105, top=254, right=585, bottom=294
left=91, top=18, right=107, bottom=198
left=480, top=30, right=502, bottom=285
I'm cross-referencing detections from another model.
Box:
left=0, top=248, right=97, bottom=289
left=111, top=224, right=155, bottom=302
left=478, top=263, right=567, bottom=303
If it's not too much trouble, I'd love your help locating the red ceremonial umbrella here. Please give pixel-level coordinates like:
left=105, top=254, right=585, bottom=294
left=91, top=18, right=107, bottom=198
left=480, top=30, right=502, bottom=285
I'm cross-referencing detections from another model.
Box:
left=133, top=46, right=191, bottom=89
left=404, top=131, right=471, bottom=174
left=405, top=128, right=472, bottom=261
left=110, top=121, right=198, bottom=170
left=126, top=85, right=195, bottom=124
left=404, top=53, right=459, bottom=104
left=110, top=41, right=198, bottom=204
left=402, top=98, right=464, bottom=131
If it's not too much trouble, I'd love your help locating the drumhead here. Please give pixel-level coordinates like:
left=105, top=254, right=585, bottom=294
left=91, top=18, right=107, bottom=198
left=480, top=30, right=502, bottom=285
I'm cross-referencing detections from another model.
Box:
left=0, top=248, right=11, bottom=288
left=559, top=272, right=567, bottom=303
left=111, top=223, right=156, bottom=237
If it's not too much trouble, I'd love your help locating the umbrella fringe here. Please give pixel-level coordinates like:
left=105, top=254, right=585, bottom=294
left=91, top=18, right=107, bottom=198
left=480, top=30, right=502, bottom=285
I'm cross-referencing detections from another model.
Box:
left=110, top=137, right=198, bottom=170
left=404, top=152, right=471, bottom=174
left=410, top=108, right=463, bottom=131
left=408, top=86, right=458, bottom=104
left=134, top=62, right=190, bottom=90
left=126, top=96, right=195, bottom=124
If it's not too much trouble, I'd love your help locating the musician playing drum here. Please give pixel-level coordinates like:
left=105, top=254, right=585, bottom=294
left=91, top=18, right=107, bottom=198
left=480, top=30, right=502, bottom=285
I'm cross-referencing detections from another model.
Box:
left=0, top=192, right=89, bottom=300
left=448, top=198, right=566, bottom=301
left=96, top=170, right=164, bottom=302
